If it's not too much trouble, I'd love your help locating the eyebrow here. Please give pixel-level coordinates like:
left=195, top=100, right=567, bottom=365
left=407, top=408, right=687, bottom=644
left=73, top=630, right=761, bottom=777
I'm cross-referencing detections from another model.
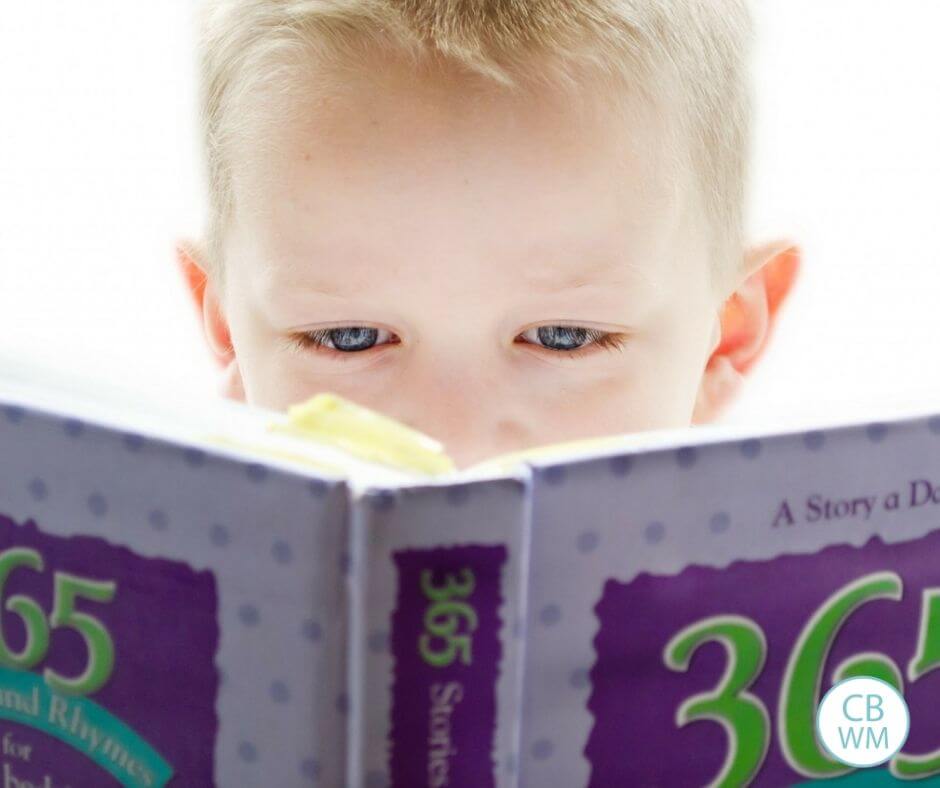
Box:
left=516, top=253, right=664, bottom=298
left=258, top=236, right=664, bottom=300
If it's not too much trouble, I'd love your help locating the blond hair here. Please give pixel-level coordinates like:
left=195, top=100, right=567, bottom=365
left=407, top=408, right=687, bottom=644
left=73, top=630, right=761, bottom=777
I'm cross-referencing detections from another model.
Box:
left=196, top=0, right=753, bottom=291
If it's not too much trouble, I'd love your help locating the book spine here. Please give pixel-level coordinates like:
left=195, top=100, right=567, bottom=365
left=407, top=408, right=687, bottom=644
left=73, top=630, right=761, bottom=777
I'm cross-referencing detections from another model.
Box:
left=348, top=476, right=531, bottom=788
left=346, top=489, right=368, bottom=788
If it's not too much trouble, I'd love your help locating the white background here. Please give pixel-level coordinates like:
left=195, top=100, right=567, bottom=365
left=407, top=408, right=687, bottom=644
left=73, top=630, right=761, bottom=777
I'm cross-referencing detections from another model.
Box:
left=1, top=2, right=938, bottom=430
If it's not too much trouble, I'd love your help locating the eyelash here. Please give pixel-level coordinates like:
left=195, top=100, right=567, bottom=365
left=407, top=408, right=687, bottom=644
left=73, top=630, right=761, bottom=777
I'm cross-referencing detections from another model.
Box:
left=288, top=326, right=629, bottom=357
left=517, top=327, right=628, bottom=358
left=287, top=328, right=397, bottom=359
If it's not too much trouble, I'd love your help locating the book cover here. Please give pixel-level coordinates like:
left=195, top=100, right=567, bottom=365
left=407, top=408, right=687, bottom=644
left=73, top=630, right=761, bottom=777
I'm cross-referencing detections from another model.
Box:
left=4, top=365, right=940, bottom=786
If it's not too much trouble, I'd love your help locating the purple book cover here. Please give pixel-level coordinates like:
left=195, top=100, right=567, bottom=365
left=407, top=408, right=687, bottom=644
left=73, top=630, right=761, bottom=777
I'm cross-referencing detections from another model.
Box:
left=1, top=394, right=354, bottom=785
left=389, top=544, right=508, bottom=788
left=588, top=530, right=940, bottom=785
left=0, top=512, right=219, bottom=787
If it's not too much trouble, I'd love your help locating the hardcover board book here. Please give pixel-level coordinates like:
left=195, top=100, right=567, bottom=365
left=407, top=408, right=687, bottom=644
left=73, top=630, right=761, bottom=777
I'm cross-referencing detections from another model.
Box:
left=2, top=355, right=940, bottom=787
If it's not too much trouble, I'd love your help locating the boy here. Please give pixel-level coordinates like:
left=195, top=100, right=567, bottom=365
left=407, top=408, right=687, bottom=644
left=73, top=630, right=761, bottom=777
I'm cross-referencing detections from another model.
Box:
left=177, top=0, right=800, bottom=467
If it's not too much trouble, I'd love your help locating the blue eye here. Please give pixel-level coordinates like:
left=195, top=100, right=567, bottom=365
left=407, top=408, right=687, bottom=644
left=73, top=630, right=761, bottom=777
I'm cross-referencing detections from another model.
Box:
left=521, top=325, right=594, bottom=351
left=518, top=325, right=628, bottom=355
left=534, top=326, right=588, bottom=350
left=329, top=327, right=378, bottom=351
left=296, top=326, right=396, bottom=353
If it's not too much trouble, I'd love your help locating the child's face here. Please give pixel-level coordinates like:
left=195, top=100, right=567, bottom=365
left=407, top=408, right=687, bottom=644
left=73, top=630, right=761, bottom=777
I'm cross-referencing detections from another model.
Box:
left=211, top=55, right=726, bottom=467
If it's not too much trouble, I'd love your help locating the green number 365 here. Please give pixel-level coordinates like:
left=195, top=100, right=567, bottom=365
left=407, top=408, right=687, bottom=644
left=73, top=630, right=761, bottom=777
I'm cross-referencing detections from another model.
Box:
left=0, top=546, right=116, bottom=696
left=663, top=571, right=940, bottom=786
left=418, top=568, right=478, bottom=668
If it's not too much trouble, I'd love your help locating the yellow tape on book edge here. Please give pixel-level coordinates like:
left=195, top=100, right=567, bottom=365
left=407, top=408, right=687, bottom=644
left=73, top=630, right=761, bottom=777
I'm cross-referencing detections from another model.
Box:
left=269, top=393, right=456, bottom=476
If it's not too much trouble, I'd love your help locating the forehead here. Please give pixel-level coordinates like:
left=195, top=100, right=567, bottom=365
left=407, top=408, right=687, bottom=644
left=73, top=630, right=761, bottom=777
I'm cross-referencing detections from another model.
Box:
left=224, top=49, right=693, bottom=296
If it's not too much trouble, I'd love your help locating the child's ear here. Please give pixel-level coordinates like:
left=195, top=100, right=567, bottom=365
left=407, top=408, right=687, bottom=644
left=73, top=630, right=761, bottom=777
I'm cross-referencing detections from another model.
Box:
left=174, top=240, right=246, bottom=402
left=692, top=240, right=802, bottom=424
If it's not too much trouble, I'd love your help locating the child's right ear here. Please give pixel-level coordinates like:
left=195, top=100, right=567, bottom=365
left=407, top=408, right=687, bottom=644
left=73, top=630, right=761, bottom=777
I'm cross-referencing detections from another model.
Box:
left=174, top=241, right=242, bottom=398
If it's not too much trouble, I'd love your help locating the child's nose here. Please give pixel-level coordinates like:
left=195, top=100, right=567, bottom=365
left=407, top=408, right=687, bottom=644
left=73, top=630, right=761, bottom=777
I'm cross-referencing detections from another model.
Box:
left=393, top=364, right=532, bottom=468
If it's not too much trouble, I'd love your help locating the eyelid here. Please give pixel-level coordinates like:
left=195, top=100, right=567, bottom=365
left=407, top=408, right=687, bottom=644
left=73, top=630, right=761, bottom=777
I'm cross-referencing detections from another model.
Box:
left=515, top=319, right=630, bottom=335
left=290, top=319, right=402, bottom=337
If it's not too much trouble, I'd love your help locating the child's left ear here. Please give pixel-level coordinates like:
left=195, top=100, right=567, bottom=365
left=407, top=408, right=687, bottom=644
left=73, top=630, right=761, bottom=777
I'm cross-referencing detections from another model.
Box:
left=692, top=240, right=802, bottom=424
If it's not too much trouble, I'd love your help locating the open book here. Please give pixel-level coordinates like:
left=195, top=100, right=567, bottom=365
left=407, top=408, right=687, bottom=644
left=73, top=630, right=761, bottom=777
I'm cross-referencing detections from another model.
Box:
left=1, top=355, right=939, bottom=787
